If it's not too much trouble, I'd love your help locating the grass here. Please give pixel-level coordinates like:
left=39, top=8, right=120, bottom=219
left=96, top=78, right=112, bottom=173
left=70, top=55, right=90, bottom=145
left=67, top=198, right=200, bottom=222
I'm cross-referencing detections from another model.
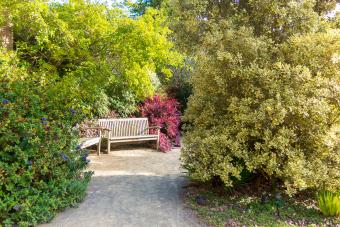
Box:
left=184, top=184, right=340, bottom=227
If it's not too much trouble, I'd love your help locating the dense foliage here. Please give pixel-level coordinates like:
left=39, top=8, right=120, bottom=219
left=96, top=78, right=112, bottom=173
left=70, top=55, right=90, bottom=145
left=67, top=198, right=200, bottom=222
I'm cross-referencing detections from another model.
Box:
left=175, top=0, right=340, bottom=194
left=185, top=185, right=340, bottom=226
left=0, top=52, right=91, bottom=225
left=165, top=63, right=192, bottom=113
left=0, top=0, right=182, bottom=224
left=140, top=95, right=180, bottom=152
left=1, top=0, right=182, bottom=117
left=126, top=0, right=164, bottom=16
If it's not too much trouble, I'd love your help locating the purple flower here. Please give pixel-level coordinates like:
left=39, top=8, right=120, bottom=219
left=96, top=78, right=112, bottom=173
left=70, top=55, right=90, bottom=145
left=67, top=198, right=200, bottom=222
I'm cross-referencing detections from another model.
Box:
left=61, top=153, right=69, bottom=161
left=76, top=145, right=81, bottom=150
left=70, top=108, right=76, bottom=115
left=27, top=160, right=32, bottom=165
left=13, top=205, right=21, bottom=211
left=2, top=99, right=9, bottom=104
left=82, top=156, right=90, bottom=164
left=82, top=151, right=90, bottom=162
left=41, top=117, right=48, bottom=124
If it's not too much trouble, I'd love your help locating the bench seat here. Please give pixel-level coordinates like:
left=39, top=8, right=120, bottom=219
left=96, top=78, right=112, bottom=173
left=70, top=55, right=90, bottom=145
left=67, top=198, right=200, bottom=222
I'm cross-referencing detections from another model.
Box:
left=79, top=137, right=101, bottom=149
left=109, top=135, right=158, bottom=143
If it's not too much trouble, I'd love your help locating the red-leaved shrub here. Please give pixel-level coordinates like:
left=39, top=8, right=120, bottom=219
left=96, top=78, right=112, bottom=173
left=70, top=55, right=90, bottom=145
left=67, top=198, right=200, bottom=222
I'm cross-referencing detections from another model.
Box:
left=159, top=132, right=172, bottom=152
left=140, top=95, right=181, bottom=152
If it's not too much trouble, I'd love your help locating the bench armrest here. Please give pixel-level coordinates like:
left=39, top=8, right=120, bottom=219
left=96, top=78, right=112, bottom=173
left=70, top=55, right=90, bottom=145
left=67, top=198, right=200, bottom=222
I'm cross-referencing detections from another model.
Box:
left=83, top=127, right=111, bottom=131
left=145, top=126, right=160, bottom=136
left=100, top=127, right=112, bottom=131
left=83, top=127, right=101, bottom=130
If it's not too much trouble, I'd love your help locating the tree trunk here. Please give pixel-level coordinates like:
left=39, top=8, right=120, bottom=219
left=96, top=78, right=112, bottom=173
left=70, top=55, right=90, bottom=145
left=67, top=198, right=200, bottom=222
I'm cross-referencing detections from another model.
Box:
left=0, top=9, right=13, bottom=51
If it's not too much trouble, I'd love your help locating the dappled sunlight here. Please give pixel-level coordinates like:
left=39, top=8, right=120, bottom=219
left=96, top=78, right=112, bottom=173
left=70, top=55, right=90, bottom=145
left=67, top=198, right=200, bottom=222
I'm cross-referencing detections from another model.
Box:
left=109, top=150, right=153, bottom=157
left=87, top=147, right=183, bottom=178
left=93, top=170, right=161, bottom=177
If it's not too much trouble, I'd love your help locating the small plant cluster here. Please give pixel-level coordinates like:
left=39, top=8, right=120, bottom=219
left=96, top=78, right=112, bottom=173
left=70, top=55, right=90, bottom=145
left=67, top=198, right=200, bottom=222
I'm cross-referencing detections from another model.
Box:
left=140, top=95, right=181, bottom=152
left=316, top=190, right=340, bottom=217
left=0, top=54, right=92, bottom=225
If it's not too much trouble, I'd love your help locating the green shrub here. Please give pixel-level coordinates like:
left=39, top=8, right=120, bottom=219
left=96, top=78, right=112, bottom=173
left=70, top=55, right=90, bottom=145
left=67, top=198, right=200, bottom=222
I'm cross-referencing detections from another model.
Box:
left=175, top=0, right=340, bottom=194
left=316, top=190, right=340, bottom=217
left=0, top=53, right=92, bottom=225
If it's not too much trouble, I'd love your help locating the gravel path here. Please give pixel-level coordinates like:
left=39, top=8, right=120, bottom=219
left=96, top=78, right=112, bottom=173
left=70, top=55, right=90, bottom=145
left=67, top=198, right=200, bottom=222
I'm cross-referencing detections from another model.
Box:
left=41, top=145, right=201, bottom=227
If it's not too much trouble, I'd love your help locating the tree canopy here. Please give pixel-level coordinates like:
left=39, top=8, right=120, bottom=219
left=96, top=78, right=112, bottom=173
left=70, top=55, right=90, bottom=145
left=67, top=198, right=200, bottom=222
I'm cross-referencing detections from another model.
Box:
left=125, top=0, right=164, bottom=16
left=1, top=0, right=182, bottom=116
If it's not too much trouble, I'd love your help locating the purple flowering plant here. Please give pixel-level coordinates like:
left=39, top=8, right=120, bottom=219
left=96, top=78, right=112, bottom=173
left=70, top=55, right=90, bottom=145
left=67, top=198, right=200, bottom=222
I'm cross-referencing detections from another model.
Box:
left=13, top=205, right=21, bottom=212
left=0, top=65, right=92, bottom=225
left=61, top=153, right=70, bottom=161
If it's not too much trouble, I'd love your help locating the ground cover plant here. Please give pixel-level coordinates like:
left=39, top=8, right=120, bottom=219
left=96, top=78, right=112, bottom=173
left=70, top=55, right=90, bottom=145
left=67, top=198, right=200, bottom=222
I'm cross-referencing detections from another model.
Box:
left=184, top=183, right=340, bottom=227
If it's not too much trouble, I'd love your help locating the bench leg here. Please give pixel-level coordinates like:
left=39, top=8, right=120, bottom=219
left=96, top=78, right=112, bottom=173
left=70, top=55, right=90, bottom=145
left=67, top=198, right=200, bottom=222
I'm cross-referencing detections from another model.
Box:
left=97, top=138, right=101, bottom=156
left=157, top=130, right=160, bottom=151
left=107, top=139, right=110, bottom=153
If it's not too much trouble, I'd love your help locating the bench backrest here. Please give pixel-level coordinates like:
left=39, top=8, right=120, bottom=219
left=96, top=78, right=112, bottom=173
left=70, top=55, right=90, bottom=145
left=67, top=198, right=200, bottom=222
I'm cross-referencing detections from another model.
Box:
left=98, top=118, right=149, bottom=137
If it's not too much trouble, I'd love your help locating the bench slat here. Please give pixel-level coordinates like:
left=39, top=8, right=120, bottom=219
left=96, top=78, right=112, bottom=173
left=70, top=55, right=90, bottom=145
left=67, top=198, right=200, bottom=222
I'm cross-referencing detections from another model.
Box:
left=110, top=135, right=158, bottom=140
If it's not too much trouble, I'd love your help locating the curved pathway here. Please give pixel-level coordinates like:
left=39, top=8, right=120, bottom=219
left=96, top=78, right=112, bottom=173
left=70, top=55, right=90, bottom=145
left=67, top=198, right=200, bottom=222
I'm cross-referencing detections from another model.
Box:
left=41, top=145, right=200, bottom=227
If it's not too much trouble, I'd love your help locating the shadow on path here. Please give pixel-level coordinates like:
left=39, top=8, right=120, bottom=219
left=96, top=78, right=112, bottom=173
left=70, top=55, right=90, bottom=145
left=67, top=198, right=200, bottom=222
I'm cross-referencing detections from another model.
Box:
left=41, top=147, right=201, bottom=227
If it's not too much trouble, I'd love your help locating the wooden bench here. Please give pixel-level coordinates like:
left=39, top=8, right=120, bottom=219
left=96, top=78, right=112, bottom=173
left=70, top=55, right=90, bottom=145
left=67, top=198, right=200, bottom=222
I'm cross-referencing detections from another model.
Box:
left=98, top=118, right=160, bottom=153
left=79, top=127, right=109, bottom=155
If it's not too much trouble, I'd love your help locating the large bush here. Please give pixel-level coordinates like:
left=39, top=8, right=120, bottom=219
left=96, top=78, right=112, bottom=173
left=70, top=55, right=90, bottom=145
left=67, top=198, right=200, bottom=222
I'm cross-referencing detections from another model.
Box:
left=174, top=0, right=340, bottom=194
left=0, top=53, right=91, bottom=225
left=140, top=95, right=181, bottom=152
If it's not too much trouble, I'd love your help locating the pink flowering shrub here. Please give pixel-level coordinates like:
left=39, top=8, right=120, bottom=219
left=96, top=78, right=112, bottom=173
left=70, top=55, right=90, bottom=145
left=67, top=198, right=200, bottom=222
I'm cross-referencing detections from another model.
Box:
left=140, top=95, right=181, bottom=152
left=159, top=132, right=172, bottom=152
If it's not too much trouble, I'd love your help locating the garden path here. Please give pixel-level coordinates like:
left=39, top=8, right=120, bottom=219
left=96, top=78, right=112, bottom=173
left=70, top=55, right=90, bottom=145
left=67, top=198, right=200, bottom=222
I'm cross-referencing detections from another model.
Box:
left=41, top=145, right=201, bottom=227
